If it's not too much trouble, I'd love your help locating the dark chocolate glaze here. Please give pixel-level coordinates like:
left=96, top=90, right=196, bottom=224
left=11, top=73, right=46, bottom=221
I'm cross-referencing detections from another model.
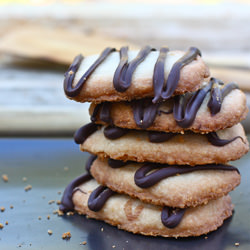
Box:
left=152, top=47, right=169, bottom=103
left=148, top=131, right=176, bottom=143
left=173, top=81, right=212, bottom=128
left=208, top=78, right=239, bottom=115
left=108, top=158, right=131, bottom=168
left=64, top=47, right=115, bottom=97
left=74, top=122, right=99, bottom=144
left=88, top=185, right=115, bottom=212
left=104, top=125, right=129, bottom=140
left=132, top=99, right=160, bottom=129
left=161, top=207, right=186, bottom=228
left=159, top=47, right=201, bottom=101
left=85, top=154, right=97, bottom=174
left=91, top=102, right=113, bottom=124
left=113, top=46, right=154, bottom=92
left=206, top=132, right=244, bottom=147
left=134, top=163, right=239, bottom=188
left=59, top=173, right=92, bottom=212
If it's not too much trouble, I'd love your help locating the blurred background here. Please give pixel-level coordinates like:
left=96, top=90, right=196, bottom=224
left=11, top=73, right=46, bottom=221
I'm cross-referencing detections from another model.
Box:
left=0, top=0, right=250, bottom=136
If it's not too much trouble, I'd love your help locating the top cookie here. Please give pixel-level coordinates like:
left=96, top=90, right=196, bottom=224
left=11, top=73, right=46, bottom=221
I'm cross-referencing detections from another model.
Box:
left=64, top=46, right=209, bottom=103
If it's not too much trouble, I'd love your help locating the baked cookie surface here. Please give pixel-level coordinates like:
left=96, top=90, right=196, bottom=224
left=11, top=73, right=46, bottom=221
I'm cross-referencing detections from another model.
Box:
left=64, top=47, right=209, bottom=103
left=71, top=178, right=233, bottom=237
left=81, top=123, right=249, bottom=165
left=90, top=158, right=241, bottom=208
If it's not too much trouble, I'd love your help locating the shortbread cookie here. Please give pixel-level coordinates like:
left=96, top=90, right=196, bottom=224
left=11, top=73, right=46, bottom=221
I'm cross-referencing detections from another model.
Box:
left=79, top=123, right=249, bottom=165
left=61, top=176, right=233, bottom=237
left=90, top=80, right=248, bottom=133
left=90, top=157, right=240, bottom=208
left=64, top=46, right=209, bottom=103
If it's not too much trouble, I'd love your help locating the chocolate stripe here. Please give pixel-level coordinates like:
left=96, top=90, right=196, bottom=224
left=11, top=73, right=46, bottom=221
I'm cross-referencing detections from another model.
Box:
left=108, top=158, right=131, bottom=168
left=161, top=47, right=201, bottom=100
left=148, top=131, right=176, bottom=143
left=134, top=163, right=239, bottom=188
left=104, top=126, right=129, bottom=140
left=74, top=122, right=99, bottom=144
left=113, top=46, right=154, bottom=92
left=152, top=47, right=169, bottom=103
left=64, top=47, right=115, bottom=97
left=59, top=173, right=92, bottom=212
left=208, top=78, right=239, bottom=116
left=161, top=207, right=186, bottom=228
left=85, top=154, right=97, bottom=174
left=88, top=185, right=115, bottom=212
left=173, top=81, right=212, bottom=128
left=132, top=99, right=160, bottom=129
left=206, top=132, right=244, bottom=146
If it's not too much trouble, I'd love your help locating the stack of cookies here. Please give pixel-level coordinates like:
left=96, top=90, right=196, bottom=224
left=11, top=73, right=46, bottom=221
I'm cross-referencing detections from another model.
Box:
left=60, top=46, right=249, bottom=237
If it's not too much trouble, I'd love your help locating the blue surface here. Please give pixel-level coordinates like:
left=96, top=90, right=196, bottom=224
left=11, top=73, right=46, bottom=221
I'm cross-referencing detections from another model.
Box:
left=0, top=138, right=249, bottom=250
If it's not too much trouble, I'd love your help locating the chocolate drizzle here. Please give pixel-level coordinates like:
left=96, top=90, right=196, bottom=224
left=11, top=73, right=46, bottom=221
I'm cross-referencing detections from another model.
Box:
left=104, top=125, right=129, bottom=140
left=88, top=185, right=115, bottom=212
left=148, top=131, right=176, bottom=143
left=59, top=173, right=92, bottom=212
left=74, top=122, right=99, bottom=144
left=132, top=99, right=160, bottom=129
left=208, top=78, right=239, bottom=116
left=206, top=132, right=244, bottom=147
left=134, top=163, right=239, bottom=188
left=64, top=47, right=116, bottom=97
left=85, top=154, right=97, bottom=174
left=173, top=81, right=212, bottom=128
left=161, top=207, right=186, bottom=228
left=156, top=47, right=201, bottom=102
left=113, top=46, right=154, bottom=92
left=152, top=47, right=169, bottom=103
left=108, top=158, right=131, bottom=168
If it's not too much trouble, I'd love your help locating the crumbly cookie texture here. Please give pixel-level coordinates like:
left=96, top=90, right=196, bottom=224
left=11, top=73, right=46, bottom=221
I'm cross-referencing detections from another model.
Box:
left=81, top=123, right=249, bottom=165
left=90, top=158, right=241, bottom=208
left=72, top=179, right=233, bottom=237
left=89, top=88, right=248, bottom=133
left=70, top=50, right=209, bottom=103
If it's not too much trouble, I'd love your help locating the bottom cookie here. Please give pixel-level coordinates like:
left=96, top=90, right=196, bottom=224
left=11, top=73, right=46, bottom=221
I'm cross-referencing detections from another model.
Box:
left=60, top=175, right=233, bottom=238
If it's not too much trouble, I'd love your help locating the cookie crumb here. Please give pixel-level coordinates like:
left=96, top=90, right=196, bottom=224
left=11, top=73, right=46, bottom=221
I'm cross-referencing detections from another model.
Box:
left=2, top=174, right=8, bottom=182
left=62, top=232, right=71, bottom=240
left=22, top=177, right=27, bottom=182
left=57, top=191, right=62, bottom=195
left=204, top=236, right=208, bottom=239
left=5, top=221, right=8, bottom=225
left=1, top=207, right=5, bottom=212
left=80, top=241, right=87, bottom=245
left=0, top=223, right=4, bottom=229
left=38, top=216, right=42, bottom=220
left=10, top=205, right=14, bottom=209
left=101, top=227, right=104, bottom=232
left=24, top=185, right=32, bottom=192
left=56, top=210, right=64, bottom=216
left=235, top=242, right=240, bottom=246
left=66, top=211, right=74, bottom=216
left=48, top=200, right=55, bottom=205
left=56, top=200, right=61, bottom=205
left=112, top=245, right=116, bottom=248
left=47, top=215, right=50, bottom=220
left=48, top=229, right=53, bottom=235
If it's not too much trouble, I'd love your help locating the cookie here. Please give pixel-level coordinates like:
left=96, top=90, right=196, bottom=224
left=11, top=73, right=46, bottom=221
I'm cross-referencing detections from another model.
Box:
left=62, top=176, right=233, bottom=237
left=79, top=123, right=249, bottom=165
left=89, top=80, right=248, bottom=133
left=89, top=157, right=240, bottom=208
left=64, top=46, right=209, bottom=103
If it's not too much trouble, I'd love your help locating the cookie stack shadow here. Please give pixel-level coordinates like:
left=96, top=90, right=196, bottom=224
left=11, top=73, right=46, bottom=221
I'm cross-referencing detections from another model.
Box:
left=60, top=46, right=249, bottom=237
